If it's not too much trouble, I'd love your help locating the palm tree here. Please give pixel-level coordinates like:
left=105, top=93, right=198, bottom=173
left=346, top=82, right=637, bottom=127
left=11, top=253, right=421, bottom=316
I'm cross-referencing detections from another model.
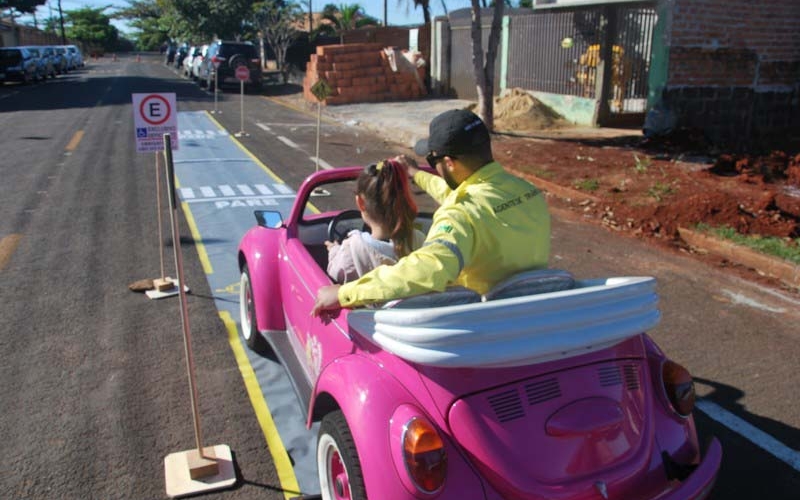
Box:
left=316, top=3, right=379, bottom=42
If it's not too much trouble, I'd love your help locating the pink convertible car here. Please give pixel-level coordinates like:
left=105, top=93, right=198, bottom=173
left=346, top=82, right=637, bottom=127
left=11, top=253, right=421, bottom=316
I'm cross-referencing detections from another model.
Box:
left=237, top=167, right=722, bottom=500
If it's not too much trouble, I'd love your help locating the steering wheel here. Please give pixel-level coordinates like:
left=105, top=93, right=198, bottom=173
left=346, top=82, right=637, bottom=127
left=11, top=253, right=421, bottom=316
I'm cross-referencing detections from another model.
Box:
left=327, top=209, right=364, bottom=244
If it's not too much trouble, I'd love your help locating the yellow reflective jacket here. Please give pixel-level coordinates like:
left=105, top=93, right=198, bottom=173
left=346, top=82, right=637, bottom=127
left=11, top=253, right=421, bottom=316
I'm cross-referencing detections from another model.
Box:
left=338, top=162, right=550, bottom=307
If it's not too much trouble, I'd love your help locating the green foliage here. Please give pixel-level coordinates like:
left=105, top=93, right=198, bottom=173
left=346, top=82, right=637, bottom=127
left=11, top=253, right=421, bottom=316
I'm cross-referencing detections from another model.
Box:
left=573, top=178, right=599, bottom=191
left=316, top=3, right=379, bottom=41
left=171, top=0, right=259, bottom=41
left=632, top=153, right=651, bottom=174
left=2, top=0, right=46, bottom=16
left=695, top=224, right=800, bottom=264
left=65, top=7, right=120, bottom=51
left=253, top=0, right=303, bottom=82
left=646, top=182, right=673, bottom=202
left=115, top=0, right=170, bottom=50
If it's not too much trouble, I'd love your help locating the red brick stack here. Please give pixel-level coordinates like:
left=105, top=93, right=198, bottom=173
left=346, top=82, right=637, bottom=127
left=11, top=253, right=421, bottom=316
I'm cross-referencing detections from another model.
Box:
left=303, top=43, right=426, bottom=105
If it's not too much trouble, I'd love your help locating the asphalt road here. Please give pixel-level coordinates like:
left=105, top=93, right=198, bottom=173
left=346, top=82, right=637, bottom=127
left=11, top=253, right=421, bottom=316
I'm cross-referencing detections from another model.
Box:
left=0, top=53, right=797, bottom=499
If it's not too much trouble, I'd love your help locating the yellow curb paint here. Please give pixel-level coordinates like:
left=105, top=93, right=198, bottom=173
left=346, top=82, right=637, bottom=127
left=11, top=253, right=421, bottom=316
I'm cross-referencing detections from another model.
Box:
left=0, top=234, right=22, bottom=271
left=219, top=311, right=302, bottom=499
left=171, top=175, right=213, bottom=275
left=204, top=111, right=284, bottom=183
left=65, top=130, right=85, bottom=151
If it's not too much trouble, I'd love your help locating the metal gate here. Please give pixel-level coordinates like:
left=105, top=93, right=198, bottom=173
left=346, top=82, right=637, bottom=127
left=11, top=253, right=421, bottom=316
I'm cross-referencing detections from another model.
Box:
left=443, top=3, right=657, bottom=126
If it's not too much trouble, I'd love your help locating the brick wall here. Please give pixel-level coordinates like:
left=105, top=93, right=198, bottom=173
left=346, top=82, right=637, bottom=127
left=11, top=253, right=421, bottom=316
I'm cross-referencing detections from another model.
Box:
left=303, top=43, right=427, bottom=105
left=662, top=0, right=800, bottom=150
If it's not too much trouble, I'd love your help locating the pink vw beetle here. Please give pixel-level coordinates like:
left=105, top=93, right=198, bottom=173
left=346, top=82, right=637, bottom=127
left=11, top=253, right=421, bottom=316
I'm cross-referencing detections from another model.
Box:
left=237, top=167, right=721, bottom=500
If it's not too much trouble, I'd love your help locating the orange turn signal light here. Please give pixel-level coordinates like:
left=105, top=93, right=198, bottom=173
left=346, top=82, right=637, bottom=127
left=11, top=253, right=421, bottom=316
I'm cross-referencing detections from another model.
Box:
left=402, top=417, right=447, bottom=493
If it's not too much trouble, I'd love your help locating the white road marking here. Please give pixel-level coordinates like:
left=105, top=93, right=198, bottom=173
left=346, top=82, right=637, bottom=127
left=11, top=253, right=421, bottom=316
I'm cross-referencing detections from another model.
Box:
left=237, top=184, right=254, bottom=195
left=309, top=157, right=333, bottom=170
left=274, top=184, right=293, bottom=194
left=255, top=184, right=273, bottom=195
left=200, top=186, right=216, bottom=197
left=256, top=122, right=271, bottom=132
left=179, top=188, right=196, bottom=199
left=720, top=289, right=786, bottom=314
left=219, top=185, right=235, bottom=196
left=277, top=136, right=300, bottom=149
left=695, top=400, right=800, bottom=471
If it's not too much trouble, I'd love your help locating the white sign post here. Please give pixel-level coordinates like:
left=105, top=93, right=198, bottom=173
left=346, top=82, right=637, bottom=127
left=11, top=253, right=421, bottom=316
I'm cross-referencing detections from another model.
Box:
left=211, top=60, right=221, bottom=115
left=234, top=65, right=249, bottom=137
left=131, top=93, right=181, bottom=296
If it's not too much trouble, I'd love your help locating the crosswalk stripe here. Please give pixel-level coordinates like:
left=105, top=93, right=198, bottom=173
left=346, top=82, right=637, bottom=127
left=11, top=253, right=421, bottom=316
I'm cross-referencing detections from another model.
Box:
left=255, top=184, right=273, bottom=195
left=274, top=184, right=292, bottom=194
left=200, top=186, right=215, bottom=197
left=237, top=184, right=254, bottom=195
left=179, top=187, right=196, bottom=199
left=219, top=185, right=236, bottom=196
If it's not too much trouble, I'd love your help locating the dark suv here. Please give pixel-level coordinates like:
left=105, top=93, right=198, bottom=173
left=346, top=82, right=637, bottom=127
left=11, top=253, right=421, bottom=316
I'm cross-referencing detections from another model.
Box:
left=203, top=41, right=261, bottom=92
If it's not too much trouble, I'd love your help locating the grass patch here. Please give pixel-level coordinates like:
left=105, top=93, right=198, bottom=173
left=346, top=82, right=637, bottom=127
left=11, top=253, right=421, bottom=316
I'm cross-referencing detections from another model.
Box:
left=633, top=153, right=651, bottom=173
left=647, top=182, right=674, bottom=202
left=573, top=178, right=599, bottom=191
left=695, top=223, right=800, bottom=264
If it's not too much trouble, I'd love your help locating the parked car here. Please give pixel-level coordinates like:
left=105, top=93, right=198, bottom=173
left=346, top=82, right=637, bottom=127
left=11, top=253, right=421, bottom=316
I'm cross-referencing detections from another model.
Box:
left=47, top=45, right=68, bottom=74
left=22, top=46, right=55, bottom=80
left=40, top=46, right=59, bottom=76
left=0, top=47, right=38, bottom=84
left=54, top=46, right=71, bottom=71
left=202, top=40, right=261, bottom=92
left=65, top=45, right=84, bottom=68
left=237, top=167, right=722, bottom=499
left=191, top=44, right=209, bottom=82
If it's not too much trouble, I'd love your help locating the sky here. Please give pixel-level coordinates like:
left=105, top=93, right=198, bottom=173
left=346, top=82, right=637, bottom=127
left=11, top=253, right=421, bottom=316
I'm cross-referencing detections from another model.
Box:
left=20, top=0, right=476, bottom=36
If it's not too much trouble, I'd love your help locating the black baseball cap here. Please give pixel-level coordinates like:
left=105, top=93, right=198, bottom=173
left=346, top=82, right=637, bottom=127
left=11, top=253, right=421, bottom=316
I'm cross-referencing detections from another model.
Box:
left=414, top=109, right=490, bottom=158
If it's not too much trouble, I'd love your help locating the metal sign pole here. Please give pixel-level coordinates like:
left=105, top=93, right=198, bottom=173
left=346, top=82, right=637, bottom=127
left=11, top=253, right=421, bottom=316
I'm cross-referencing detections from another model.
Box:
left=315, top=102, right=321, bottom=173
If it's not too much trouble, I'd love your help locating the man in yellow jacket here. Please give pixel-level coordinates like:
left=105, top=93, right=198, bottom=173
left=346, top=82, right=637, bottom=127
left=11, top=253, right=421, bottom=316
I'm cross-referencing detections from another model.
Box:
left=312, top=109, right=550, bottom=316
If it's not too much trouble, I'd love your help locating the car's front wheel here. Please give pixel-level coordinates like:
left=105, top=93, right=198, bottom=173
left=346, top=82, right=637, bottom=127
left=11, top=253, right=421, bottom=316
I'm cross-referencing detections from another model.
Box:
left=240, top=264, right=266, bottom=351
left=317, top=411, right=367, bottom=500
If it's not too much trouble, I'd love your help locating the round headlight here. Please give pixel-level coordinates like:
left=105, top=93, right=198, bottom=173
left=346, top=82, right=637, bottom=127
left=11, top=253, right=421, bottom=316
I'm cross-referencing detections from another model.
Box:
left=662, top=360, right=696, bottom=417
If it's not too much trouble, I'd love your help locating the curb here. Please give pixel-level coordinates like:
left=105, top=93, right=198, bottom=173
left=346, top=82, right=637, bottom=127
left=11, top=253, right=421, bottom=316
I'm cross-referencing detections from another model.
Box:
left=678, top=227, right=800, bottom=289
left=507, top=167, right=601, bottom=203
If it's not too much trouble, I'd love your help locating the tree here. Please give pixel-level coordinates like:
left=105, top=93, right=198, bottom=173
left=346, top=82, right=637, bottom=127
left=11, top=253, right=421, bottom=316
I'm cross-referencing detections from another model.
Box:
left=253, top=0, right=303, bottom=83
left=316, top=3, right=379, bottom=42
left=1, top=0, right=46, bottom=18
left=65, top=7, right=121, bottom=52
left=469, top=1, right=503, bottom=131
left=116, top=0, right=171, bottom=51
left=403, top=0, right=432, bottom=26
left=171, top=0, right=258, bottom=41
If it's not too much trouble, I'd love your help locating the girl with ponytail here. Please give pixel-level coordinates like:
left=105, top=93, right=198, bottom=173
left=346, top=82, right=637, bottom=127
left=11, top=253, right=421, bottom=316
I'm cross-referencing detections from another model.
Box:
left=326, top=158, right=426, bottom=284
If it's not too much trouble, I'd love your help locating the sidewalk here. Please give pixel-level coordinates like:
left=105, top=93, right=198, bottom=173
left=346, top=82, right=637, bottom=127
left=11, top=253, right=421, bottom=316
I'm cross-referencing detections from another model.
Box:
left=270, top=94, right=640, bottom=151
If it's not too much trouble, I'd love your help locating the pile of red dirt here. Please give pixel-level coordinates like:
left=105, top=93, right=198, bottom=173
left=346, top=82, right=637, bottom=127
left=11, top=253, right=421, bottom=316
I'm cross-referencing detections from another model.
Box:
left=493, top=134, right=800, bottom=246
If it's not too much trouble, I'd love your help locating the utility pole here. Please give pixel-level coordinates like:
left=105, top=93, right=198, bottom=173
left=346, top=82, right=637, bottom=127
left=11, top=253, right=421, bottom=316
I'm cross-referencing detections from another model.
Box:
left=57, top=0, right=66, bottom=44
left=308, top=0, right=313, bottom=32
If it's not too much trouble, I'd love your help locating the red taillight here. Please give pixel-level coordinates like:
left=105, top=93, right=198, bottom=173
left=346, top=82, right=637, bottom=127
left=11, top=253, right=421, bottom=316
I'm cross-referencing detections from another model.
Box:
left=662, top=360, right=696, bottom=417
left=402, top=418, right=447, bottom=493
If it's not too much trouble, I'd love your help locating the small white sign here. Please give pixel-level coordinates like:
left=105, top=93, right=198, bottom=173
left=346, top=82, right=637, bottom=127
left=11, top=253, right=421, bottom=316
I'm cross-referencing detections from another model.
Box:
left=132, top=93, right=179, bottom=153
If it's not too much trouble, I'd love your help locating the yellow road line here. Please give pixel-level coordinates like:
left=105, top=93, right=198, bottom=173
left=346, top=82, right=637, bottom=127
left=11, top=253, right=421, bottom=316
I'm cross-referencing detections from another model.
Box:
left=219, top=311, right=302, bottom=499
left=204, top=111, right=284, bottom=183
left=65, top=130, right=84, bottom=151
left=0, top=234, right=22, bottom=271
left=172, top=176, right=213, bottom=275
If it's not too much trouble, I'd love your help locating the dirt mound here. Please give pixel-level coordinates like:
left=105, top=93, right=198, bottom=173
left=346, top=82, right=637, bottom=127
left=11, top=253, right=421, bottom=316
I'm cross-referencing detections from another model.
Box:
left=493, top=88, right=566, bottom=132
